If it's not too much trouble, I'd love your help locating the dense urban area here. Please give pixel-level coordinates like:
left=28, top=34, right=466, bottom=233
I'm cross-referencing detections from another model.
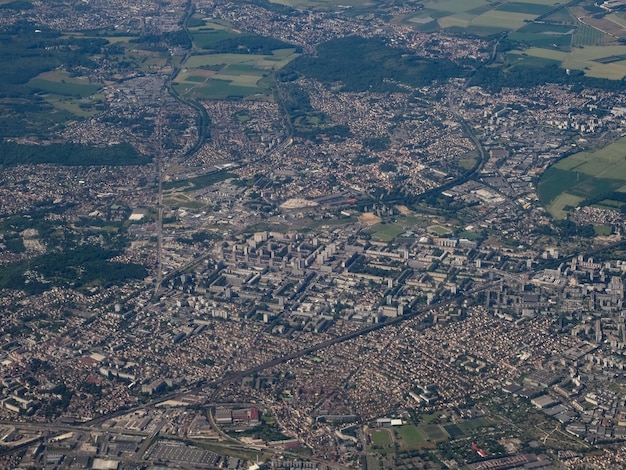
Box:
left=3, top=0, right=626, bottom=468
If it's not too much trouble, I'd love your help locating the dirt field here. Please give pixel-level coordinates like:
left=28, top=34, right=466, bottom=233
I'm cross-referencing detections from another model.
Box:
left=359, top=212, right=382, bottom=226
left=395, top=205, right=412, bottom=215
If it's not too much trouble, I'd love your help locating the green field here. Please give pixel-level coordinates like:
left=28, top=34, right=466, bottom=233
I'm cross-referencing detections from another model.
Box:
left=538, top=137, right=626, bottom=218
left=506, top=52, right=561, bottom=68
left=515, top=43, right=626, bottom=78
left=395, top=425, right=427, bottom=448
left=371, top=429, right=393, bottom=448
left=29, top=78, right=100, bottom=97
left=444, top=424, right=464, bottom=438
left=509, top=21, right=574, bottom=48
left=427, top=0, right=490, bottom=14
left=163, top=170, right=237, bottom=191
left=572, top=22, right=606, bottom=47
left=177, top=49, right=299, bottom=99
left=541, top=6, right=577, bottom=24
left=423, top=424, right=449, bottom=442
left=472, top=11, right=540, bottom=30
left=370, top=223, right=405, bottom=242
left=595, top=224, right=613, bottom=235
left=269, top=0, right=373, bottom=9
left=407, top=0, right=626, bottom=71
left=415, top=0, right=567, bottom=35
left=495, top=2, right=553, bottom=14
left=428, top=224, right=453, bottom=235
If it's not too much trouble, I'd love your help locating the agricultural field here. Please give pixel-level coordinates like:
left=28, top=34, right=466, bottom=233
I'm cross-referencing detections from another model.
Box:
left=177, top=49, right=298, bottom=99
left=538, top=136, right=626, bottom=218
left=269, top=0, right=374, bottom=10
left=188, top=17, right=239, bottom=48
left=509, top=22, right=575, bottom=48
left=512, top=45, right=626, bottom=78
left=175, top=16, right=300, bottom=99
left=402, top=0, right=626, bottom=78
left=572, top=22, right=606, bottom=47
left=29, top=70, right=101, bottom=97
left=406, top=0, right=565, bottom=35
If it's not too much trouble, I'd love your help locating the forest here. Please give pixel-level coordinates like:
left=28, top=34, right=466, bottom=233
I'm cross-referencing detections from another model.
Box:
left=279, top=36, right=465, bottom=92
left=0, top=142, right=150, bottom=166
left=0, top=245, right=147, bottom=294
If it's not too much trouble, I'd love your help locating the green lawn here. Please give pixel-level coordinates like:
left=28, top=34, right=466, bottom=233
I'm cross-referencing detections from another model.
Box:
left=594, top=224, right=613, bottom=236
left=428, top=225, right=453, bottom=235
left=371, top=429, right=393, bottom=448
left=423, top=424, right=449, bottom=442
left=395, top=425, right=426, bottom=448
left=370, top=223, right=405, bottom=242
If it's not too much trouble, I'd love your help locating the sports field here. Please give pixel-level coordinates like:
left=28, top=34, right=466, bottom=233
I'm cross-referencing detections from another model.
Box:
left=370, top=429, right=393, bottom=448
left=395, top=425, right=427, bottom=449
left=538, top=136, right=626, bottom=218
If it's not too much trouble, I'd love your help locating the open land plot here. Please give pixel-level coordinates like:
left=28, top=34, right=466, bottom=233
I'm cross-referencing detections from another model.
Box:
left=505, top=47, right=567, bottom=61
left=508, top=31, right=572, bottom=47
left=562, top=45, right=626, bottom=78
left=506, top=52, right=561, bottom=67
left=472, top=11, right=547, bottom=30
left=541, top=6, right=577, bottom=24
left=212, top=73, right=263, bottom=87
left=444, top=424, right=464, bottom=438
left=495, top=2, right=554, bottom=14
left=438, top=13, right=473, bottom=29
left=184, top=49, right=299, bottom=69
left=594, top=224, right=613, bottom=235
left=538, top=137, right=626, bottom=217
left=607, top=13, right=626, bottom=29
left=179, top=80, right=261, bottom=99
left=427, top=224, right=453, bottom=235
left=45, top=96, right=100, bottom=118
left=370, top=223, right=405, bottom=242
left=407, top=9, right=450, bottom=22
left=426, top=0, right=489, bottom=14
left=513, top=0, right=563, bottom=4
left=270, top=0, right=373, bottom=9
left=516, top=22, right=575, bottom=34
left=395, top=205, right=412, bottom=215
left=370, top=429, right=393, bottom=449
left=359, top=212, right=382, bottom=226
left=581, top=15, right=626, bottom=39
left=395, top=425, right=427, bottom=449
left=163, top=199, right=208, bottom=210
left=28, top=78, right=101, bottom=97
left=456, top=417, right=496, bottom=432
left=546, top=193, right=585, bottom=219
left=554, top=136, right=626, bottom=178
left=191, top=30, right=239, bottom=49
left=398, top=215, right=430, bottom=228
left=515, top=46, right=626, bottom=77
left=597, top=199, right=623, bottom=209
left=423, top=424, right=449, bottom=442
left=572, top=22, right=606, bottom=47
left=176, top=49, right=298, bottom=98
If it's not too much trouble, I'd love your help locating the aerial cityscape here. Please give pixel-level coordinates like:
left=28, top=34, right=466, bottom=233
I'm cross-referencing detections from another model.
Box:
left=2, top=0, right=626, bottom=468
